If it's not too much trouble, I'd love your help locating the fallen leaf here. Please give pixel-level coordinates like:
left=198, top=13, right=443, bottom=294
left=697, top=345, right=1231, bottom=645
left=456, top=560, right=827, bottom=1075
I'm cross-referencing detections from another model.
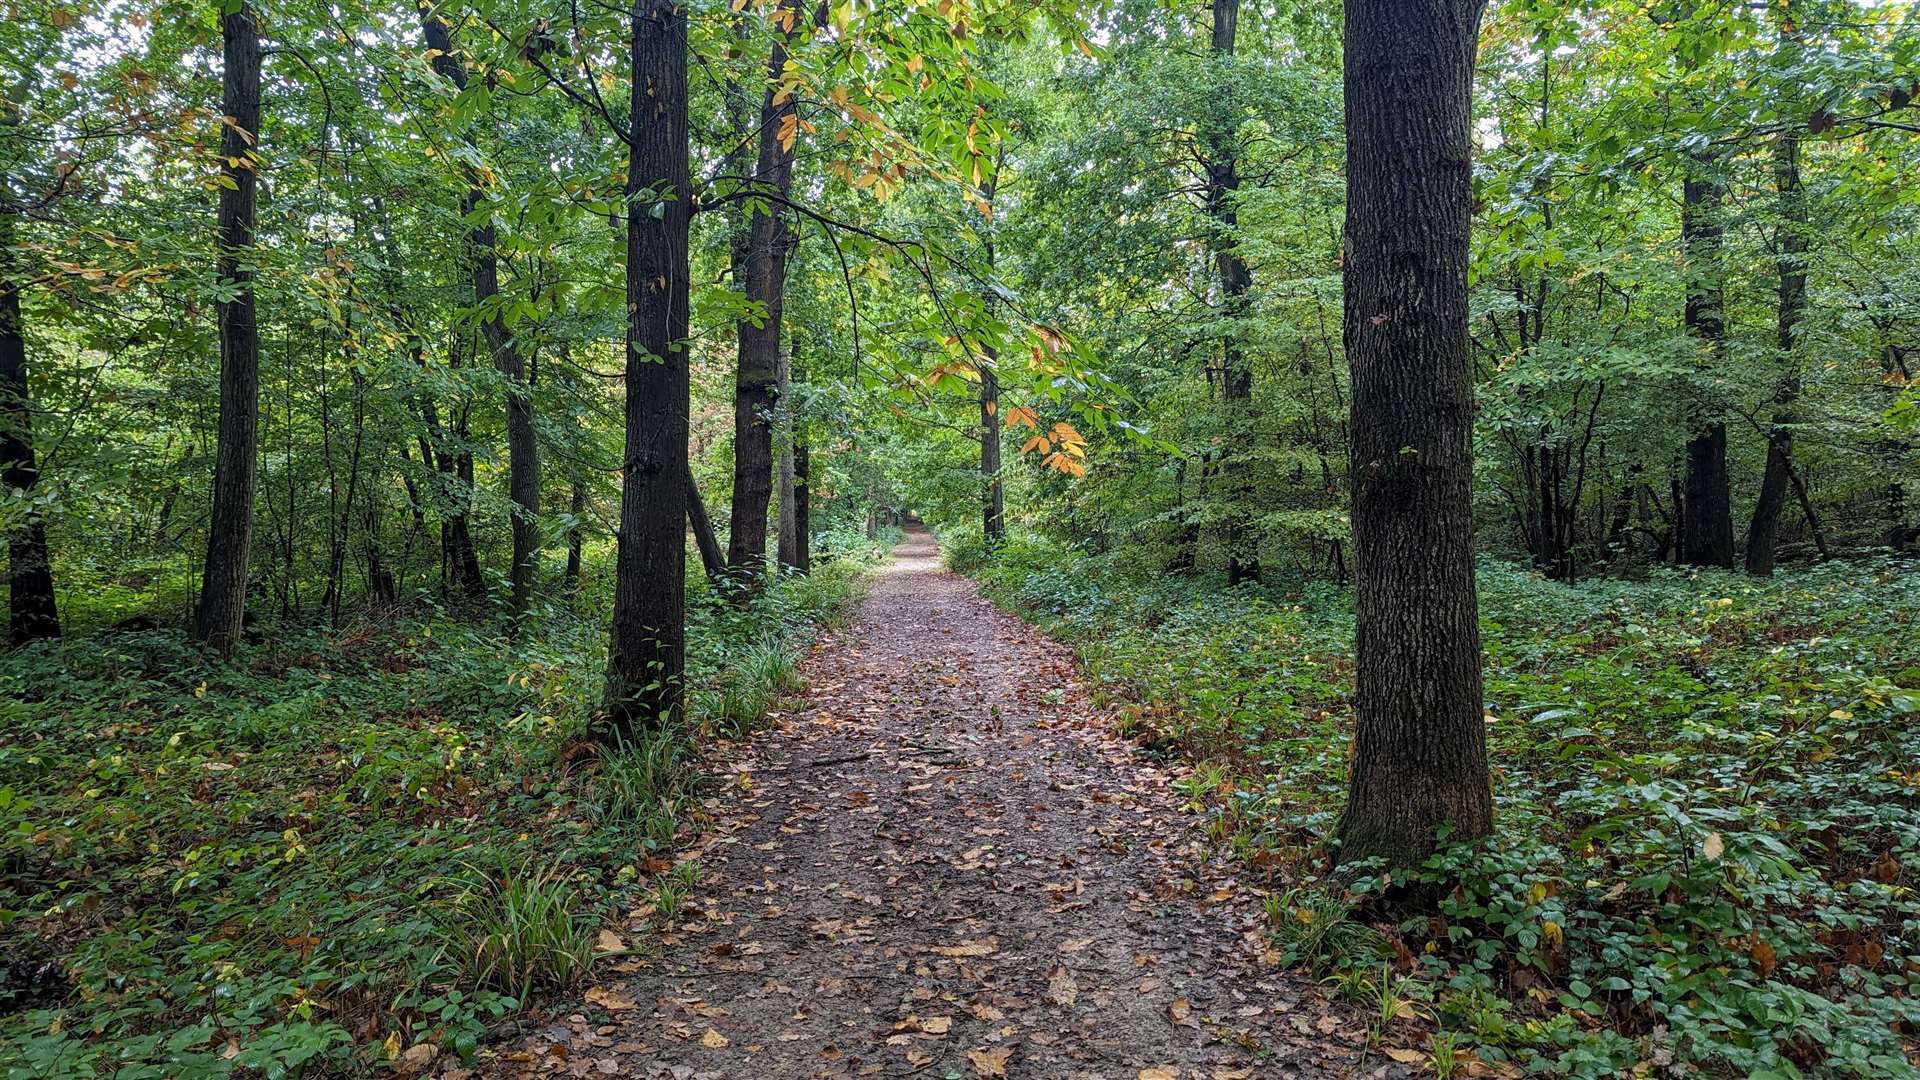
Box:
left=1385, top=1047, right=1428, bottom=1064
left=701, top=1028, right=728, bottom=1049
left=583, top=987, right=638, bottom=1011
left=1139, top=1068, right=1178, bottom=1080
left=1168, top=998, right=1194, bottom=1026
left=1046, top=967, right=1078, bottom=1007
left=967, top=1046, right=1014, bottom=1077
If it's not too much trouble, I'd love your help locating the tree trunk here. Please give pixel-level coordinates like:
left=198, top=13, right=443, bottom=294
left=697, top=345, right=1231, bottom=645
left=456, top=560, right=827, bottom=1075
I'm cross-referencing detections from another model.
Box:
left=604, top=0, right=691, bottom=738
left=725, top=0, right=802, bottom=589
left=565, top=470, right=586, bottom=590
left=422, top=12, right=540, bottom=619
left=1204, top=0, right=1257, bottom=585
left=1336, top=0, right=1493, bottom=873
left=776, top=348, right=799, bottom=572
left=791, top=346, right=811, bottom=572
left=1746, top=60, right=1805, bottom=575
left=1, top=212, right=58, bottom=644
left=980, top=348, right=1004, bottom=545
left=1680, top=150, right=1734, bottom=568
left=195, top=2, right=263, bottom=654
left=686, top=464, right=725, bottom=581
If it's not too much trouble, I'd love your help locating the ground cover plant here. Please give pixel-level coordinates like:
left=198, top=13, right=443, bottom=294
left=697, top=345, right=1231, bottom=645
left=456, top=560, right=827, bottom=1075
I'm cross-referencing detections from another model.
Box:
left=0, top=541, right=883, bottom=1077
left=959, top=532, right=1920, bottom=1077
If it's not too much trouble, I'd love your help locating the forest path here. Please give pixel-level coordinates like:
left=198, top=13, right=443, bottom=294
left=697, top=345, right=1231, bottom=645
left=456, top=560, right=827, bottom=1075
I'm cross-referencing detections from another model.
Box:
left=482, top=527, right=1370, bottom=1080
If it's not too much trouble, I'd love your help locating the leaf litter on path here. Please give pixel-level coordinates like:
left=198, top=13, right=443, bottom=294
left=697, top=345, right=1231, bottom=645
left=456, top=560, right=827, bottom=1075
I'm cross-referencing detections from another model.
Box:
left=472, top=528, right=1376, bottom=1079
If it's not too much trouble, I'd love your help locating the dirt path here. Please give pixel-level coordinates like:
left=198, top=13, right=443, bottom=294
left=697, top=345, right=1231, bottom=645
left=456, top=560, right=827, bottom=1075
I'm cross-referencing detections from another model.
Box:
left=484, top=528, right=1370, bottom=1079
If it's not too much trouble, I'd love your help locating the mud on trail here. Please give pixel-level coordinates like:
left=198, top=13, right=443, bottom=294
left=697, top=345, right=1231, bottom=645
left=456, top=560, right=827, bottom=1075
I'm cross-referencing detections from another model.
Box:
left=477, top=528, right=1377, bottom=1079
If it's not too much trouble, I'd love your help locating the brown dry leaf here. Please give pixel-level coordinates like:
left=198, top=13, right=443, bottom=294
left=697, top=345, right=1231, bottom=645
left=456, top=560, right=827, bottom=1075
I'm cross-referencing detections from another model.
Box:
left=934, top=940, right=999, bottom=957
left=1385, top=1047, right=1428, bottom=1064
left=1139, top=1068, right=1179, bottom=1080
left=1046, top=967, right=1078, bottom=1007
left=1213, top=1069, right=1254, bottom=1080
left=596, top=929, right=625, bottom=952
left=969, top=1002, right=1005, bottom=1022
left=919, top=1016, right=953, bottom=1035
left=1168, top=998, right=1194, bottom=1026
left=583, top=987, right=638, bottom=1011
left=967, top=1046, right=1014, bottom=1077
left=700, top=1028, right=728, bottom=1049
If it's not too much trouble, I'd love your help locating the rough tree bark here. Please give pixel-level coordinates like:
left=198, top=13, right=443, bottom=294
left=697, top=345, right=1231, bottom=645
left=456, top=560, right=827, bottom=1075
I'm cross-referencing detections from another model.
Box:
left=1, top=210, right=59, bottom=644
left=195, top=2, right=263, bottom=653
left=604, top=0, right=690, bottom=738
left=1680, top=150, right=1735, bottom=568
left=422, top=11, right=540, bottom=619
left=1205, top=0, right=1257, bottom=585
left=1336, top=0, right=1494, bottom=872
left=725, top=0, right=802, bottom=588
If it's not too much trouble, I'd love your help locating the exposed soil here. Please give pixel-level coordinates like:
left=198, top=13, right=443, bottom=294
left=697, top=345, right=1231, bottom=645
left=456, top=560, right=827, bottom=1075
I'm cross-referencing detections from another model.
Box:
left=475, top=528, right=1379, bottom=1079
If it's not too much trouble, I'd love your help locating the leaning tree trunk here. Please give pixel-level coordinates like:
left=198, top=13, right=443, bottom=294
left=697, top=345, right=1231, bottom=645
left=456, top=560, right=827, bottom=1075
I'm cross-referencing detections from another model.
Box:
left=422, top=12, right=540, bottom=619
left=1336, top=0, right=1493, bottom=873
left=196, top=2, right=263, bottom=654
left=686, top=463, right=726, bottom=582
left=1680, top=150, right=1734, bottom=568
left=1, top=211, right=59, bottom=644
left=604, top=0, right=691, bottom=739
left=725, top=0, right=802, bottom=589
left=1205, top=0, right=1257, bottom=585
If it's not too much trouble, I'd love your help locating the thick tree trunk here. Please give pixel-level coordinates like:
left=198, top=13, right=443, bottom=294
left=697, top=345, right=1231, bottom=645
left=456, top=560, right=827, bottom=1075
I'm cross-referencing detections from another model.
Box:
left=725, top=0, right=802, bottom=588
left=2, top=214, right=58, bottom=644
left=1679, top=151, right=1734, bottom=568
left=195, top=2, right=263, bottom=654
left=422, top=13, right=540, bottom=619
left=604, top=0, right=691, bottom=738
left=1336, top=0, right=1493, bottom=873
left=1747, top=112, right=1806, bottom=575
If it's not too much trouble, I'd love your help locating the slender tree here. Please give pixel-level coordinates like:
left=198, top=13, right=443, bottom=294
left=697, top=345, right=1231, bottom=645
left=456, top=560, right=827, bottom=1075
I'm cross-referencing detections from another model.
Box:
left=978, top=165, right=1005, bottom=546
left=1205, top=0, right=1257, bottom=584
left=604, top=0, right=690, bottom=737
left=195, top=1, right=263, bottom=653
left=1746, top=18, right=1808, bottom=576
left=1336, top=0, right=1494, bottom=872
left=422, top=8, right=541, bottom=619
left=724, top=0, right=802, bottom=587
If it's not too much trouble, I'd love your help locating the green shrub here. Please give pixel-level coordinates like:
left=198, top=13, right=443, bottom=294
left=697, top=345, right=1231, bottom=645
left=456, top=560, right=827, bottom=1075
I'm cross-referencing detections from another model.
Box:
left=965, top=535, right=1920, bottom=1078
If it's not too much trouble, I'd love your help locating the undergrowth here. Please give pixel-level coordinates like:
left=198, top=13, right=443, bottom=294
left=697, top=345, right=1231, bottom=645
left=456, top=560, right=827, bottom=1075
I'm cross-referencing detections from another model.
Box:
left=0, top=542, right=881, bottom=1078
left=960, top=532, right=1920, bottom=1078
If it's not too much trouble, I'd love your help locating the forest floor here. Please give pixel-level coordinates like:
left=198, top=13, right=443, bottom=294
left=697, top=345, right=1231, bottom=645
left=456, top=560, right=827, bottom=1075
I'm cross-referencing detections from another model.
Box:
left=476, top=527, right=1377, bottom=1080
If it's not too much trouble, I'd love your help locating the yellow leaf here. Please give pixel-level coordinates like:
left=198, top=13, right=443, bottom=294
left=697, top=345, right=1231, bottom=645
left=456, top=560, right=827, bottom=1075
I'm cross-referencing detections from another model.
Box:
left=1020, top=435, right=1049, bottom=455
left=701, top=1027, right=728, bottom=1048
left=1384, top=1047, right=1427, bottom=1065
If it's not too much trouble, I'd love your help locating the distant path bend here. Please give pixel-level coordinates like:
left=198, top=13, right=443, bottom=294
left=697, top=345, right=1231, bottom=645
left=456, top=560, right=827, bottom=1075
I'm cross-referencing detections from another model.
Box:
left=486, top=526, right=1369, bottom=1079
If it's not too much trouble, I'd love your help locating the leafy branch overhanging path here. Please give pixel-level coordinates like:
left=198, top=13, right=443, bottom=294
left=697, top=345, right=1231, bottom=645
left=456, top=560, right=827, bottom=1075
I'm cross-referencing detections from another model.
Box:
left=483, top=528, right=1369, bottom=1079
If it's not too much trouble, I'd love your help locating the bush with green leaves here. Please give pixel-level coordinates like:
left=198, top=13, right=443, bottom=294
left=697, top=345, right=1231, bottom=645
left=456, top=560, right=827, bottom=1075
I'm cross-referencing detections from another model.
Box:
left=0, top=542, right=885, bottom=1077
left=964, top=533, right=1920, bottom=1078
